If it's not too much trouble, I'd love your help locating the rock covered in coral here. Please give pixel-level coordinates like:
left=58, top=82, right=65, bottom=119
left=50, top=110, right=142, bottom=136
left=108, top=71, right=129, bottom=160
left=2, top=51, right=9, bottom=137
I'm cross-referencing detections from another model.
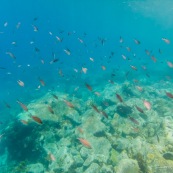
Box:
left=83, top=163, right=100, bottom=173
left=27, top=163, right=45, bottom=173
left=115, top=159, right=140, bottom=173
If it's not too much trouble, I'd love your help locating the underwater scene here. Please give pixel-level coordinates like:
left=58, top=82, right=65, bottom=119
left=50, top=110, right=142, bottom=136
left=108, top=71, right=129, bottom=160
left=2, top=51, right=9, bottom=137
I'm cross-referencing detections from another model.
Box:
left=1, top=0, right=173, bottom=172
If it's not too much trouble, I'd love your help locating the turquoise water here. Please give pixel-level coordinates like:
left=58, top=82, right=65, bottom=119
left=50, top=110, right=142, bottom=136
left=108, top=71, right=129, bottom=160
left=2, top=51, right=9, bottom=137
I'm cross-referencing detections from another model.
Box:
left=0, top=0, right=173, bottom=172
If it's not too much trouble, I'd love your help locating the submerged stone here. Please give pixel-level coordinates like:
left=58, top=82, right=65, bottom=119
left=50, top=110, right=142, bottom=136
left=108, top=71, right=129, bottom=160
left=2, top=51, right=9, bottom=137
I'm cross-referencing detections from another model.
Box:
left=116, top=105, right=132, bottom=118
left=163, top=152, right=173, bottom=160
left=84, top=163, right=100, bottom=173
left=115, top=159, right=140, bottom=173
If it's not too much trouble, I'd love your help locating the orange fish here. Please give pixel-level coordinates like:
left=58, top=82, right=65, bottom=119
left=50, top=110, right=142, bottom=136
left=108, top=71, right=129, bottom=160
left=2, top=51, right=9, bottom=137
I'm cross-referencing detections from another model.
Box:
left=48, top=153, right=56, bottom=161
left=101, top=66, right=106, bottom=70
left=94, top=92, right=101, bottom=96
left=78, top=138, right=92, bottom=149
left=77, top=127, right=84, bottom=134
left=39, top=78, right=45, bottom=86
left=82, top=67, right=88, bottom=74
left=166, top=92, right=173, bottom=99
left=20, top=120, right=28, bottom=125
left=167, top=61, right=173, bottom=68
left=17, top=100, right=28, bottom=111
left=130, top=65, right=137, bottom=71
left=32, top=116, right=42, bottom=124
left=126, top=47, right=131, bottom=52
left=162, top=38, right=170, bottom=44
left=17, top=80, right=24, bottom=87
left=135, top=86, right=143, bottom=92
left=64, top=100, right=74, bottom=108
left=151, top=56, right=157, bottom=63
left=143, top=100, right=151, bottom=110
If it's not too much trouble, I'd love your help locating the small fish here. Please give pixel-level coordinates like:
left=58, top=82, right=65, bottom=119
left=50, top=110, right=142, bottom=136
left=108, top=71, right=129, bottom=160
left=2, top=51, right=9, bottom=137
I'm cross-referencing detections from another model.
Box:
left=17, top=80, right=24, bottom=87
left=130, top=65, right=137, bottom=71
left=143, top=100, right=151, bottom=110
left=0, top=66, right=6, bottom=70
left=94, top=92, right=101, bottom=96
left=116, top=94, right=123, bottom=102
left=91, top=104, right=100, bottom=113
left=49, top=153, right=56, bottom=161
left=64, top=99, right=74, bottom=108
left=101, top=110, right=108, bottom=119
left=85, top=83, right=92, bottom=91
left=135, top=105, right=144, bottom=114
left=4, top=101, right=11, bottom=109
left=58, top=69, right=63, bottom=76
left=135, top=86, right=143, bottom=92
left=166, top=92, right=173, bottom=99
left=119, top=36, right=123, bottom=43
left=78, top=38, right=84, bottom=44
left=17, top=100, right=28, bottom=111
left=16, top=22, right=21, bottom=29
left=108, top=80, right=114, bottom=84
left=11, top=41, right=17, bottom=45
left=167, top=61, right=173, bottom=68
left=64, top=49, right=71, bottom=55
left=122, top=54, right=127, bottom=60
left=134, top=39, right=140, bottom=45
left=89, top=57, right=94, bottom=62
left=129, top=116, right=139, bottom=125
left=39, top=78, right=45, bottom=86
left=6, top=52, right=16, bottom=59
left=101, top=66, right=106, bottom=70
left=35, top=47, right=40, bottom=52
left=74, top=68, right=78, bottom=73
left=126, top=47, right=131, bottom=52
left=98, top=37, right=106, bottom=46
left=20, top=120, right=28, bottom=125
left=78, top=138, right=92, bottom=149
left=50, top=58, right=59, bottom=64
left=77, top=127, right=84, bottom=134
left=52, top=94, right=58, bottom=100
left=48, top=106, right=54, bottom=114
left=141, top=65, right=147, bottom=70
left=56, top=36, right=63, bottom=42
left=162, top=38, right=170, bottom=44
left=32, top=116, right=42, bottom=124
left=82, top=67, right=88, bottom=74
left=4, top=22, right=8, bottom=27
left=145, top=49, right=150, bottom=56
left=151, top=56, right=157, bottom=63
left=49, top=31, right=53, bottom=35
left=41, top=59, right=44, bottom=64
left=32, top=25, right=38, bottom=32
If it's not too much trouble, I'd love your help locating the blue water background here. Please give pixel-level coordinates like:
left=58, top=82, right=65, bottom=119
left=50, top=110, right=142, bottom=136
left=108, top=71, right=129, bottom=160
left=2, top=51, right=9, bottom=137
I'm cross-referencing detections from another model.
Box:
left=0, top=0, right=173, bottom=123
